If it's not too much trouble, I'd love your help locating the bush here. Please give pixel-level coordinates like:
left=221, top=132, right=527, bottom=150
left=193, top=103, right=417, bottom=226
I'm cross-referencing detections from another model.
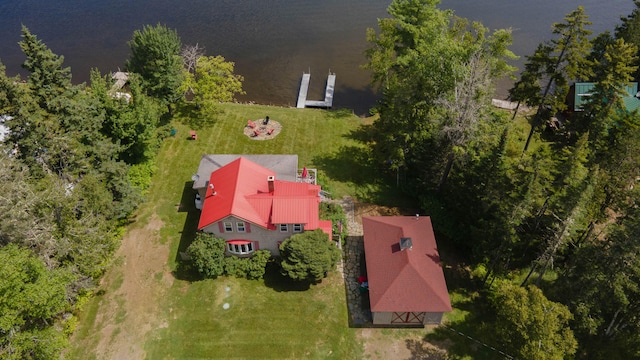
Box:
left=223, top=256, right=249, bottom=278
left=128, top=160, right=156, bottom=194
left=246, top=250, right=270, bottom=280
left=320, top=202, right=347, bottom=241
left=187, top=233, right=225, bottom=278
left=280, top=229, right=341, bottom=283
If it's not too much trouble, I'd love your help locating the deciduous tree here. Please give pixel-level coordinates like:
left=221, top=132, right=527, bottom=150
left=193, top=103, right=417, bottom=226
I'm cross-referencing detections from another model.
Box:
left=491, top=282, right=577, bottom=360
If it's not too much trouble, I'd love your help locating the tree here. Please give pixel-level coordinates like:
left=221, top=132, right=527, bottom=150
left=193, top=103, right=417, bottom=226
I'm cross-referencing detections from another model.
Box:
left=0, top=244, right=73, bottom=359
left=616, top=0, right=640, bottom=79
left=126, top=23, right=184, bottom=115
left=513, top=6, right=593, bottom=152
left=19, top=25, right=74, bottom=113
left=363, top=0, right=515, bottom=189
left=582, top=38, right=638, bottom=149
left=180, top=55, right=244, bottom=118
left=279, top=230, right=340, bottom=283
left=435, top=24, right=516, bottom=188
left=556, top=207, right=640, bottom=357
left=187, top=233, right=226, bottom=278
left=491, top=282, right=577, bottom=360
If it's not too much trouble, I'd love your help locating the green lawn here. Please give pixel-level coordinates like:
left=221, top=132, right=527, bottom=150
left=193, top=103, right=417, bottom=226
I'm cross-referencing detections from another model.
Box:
left=69, top=103, right=378, bottom=359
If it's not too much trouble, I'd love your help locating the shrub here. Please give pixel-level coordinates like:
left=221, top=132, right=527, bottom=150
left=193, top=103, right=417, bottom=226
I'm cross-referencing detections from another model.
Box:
left=186, top=233, right=225, bottom=278
left=320, top=202, right=347, bottom=241
left=223, top=256, right=249, bottom=278
left=280, top=229, right=341, bottom=283
left=246, top=250, right=270, bottom=280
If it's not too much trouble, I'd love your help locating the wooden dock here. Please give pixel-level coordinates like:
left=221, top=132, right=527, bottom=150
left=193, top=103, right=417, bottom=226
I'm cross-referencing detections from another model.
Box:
left=296, top=71, right=336, bottom=109
left=296, top=73, right=311, bottom=108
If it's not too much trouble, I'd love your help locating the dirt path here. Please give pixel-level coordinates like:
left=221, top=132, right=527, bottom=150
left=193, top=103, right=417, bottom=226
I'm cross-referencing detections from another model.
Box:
left=83, top=213, right=172, bottom=359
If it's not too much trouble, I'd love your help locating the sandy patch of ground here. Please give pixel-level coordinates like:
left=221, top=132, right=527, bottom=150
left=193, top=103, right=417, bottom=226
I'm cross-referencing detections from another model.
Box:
left=90, top=213, right=171, bottom=360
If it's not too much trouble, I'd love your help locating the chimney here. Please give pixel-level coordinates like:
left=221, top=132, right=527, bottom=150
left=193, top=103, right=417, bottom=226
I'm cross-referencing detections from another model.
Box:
left=267, top=175, right=275, bottom=192
left=399, top=237, right=413, bottom=251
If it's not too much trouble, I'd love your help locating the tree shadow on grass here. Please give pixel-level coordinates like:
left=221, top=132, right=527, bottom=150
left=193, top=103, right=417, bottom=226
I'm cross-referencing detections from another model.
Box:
left=262, top=262, right=312, bottom=292
left=172, top=181, right=202, bottom=281
left=313, top=145, right=415, bottom=207
left=415, top=266, right=508, bottom=360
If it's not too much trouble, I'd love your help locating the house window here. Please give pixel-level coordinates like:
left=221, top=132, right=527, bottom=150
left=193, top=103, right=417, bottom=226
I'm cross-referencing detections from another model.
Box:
left=279, top=224, right=288, bottom=232
left=236, top=221, right=246, bottom=233
left=223, top=222, right=233, bottom=232
left=226, top=241, right=254, bottom=255
left=293, top=224, right=303, bottom=233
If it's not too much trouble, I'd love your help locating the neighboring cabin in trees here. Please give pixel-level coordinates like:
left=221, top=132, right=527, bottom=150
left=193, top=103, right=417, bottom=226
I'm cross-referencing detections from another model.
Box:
left=362, top=216, right=451, bottom=326
left=194, top=156, right=332, bottom=256
left=570, top=82, right=640, bottom=112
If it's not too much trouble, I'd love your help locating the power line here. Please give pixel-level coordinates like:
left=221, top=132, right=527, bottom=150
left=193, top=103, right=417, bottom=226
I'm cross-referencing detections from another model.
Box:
left=442, top=324, right=514, bottom=359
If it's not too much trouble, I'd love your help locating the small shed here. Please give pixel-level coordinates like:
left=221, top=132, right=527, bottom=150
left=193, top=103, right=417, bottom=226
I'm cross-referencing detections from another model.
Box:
left=362, top=216, right=451, bottom=326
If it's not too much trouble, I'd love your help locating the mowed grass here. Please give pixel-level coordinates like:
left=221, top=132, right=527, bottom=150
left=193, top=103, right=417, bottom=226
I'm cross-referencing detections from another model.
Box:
left=70, top=103, right=372, bottom=359
left=146, top=272, right=357, bottom=359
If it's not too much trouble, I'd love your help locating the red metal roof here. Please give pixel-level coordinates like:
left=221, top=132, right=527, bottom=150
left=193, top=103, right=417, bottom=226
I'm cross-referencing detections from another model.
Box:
left=198, top=157, right=329, bottom=236
left=362, top=216, right=452, bottom=313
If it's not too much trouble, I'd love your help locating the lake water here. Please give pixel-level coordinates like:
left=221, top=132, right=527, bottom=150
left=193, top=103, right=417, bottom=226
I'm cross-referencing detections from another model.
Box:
left=0, top=0, right=635, bottom=114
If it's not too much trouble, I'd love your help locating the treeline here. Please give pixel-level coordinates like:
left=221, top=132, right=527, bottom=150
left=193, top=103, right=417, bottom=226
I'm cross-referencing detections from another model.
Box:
left=365, top=0, right=640, bottom=358
left=0, top=24, right=243, bottom=358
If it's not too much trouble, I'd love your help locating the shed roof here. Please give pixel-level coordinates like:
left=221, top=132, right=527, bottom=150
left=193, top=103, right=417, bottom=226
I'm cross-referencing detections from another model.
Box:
left=363, top=216, right=451, bottom=313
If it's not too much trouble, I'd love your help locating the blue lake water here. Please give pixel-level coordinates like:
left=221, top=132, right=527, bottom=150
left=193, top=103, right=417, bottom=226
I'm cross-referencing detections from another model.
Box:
left=0, top=0, right=635, bottom=114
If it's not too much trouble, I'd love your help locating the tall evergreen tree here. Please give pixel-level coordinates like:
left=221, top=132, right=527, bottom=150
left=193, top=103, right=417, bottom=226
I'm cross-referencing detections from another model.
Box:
left=19, top=25, right=74, bottom=113
left=126, top=23, right=184, bottom=115
left=511, top=6, right=593, bottom=152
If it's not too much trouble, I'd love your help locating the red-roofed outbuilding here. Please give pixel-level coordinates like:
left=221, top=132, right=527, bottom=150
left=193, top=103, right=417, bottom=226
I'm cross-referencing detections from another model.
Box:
left=198, top=157, right=332, bottom=256
left=362, top=216, right=451, bottom=325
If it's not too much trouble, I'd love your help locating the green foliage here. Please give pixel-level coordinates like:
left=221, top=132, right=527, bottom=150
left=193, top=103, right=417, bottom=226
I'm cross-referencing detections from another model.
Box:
left=246, top=250, right=270, bottom=280
left=180, top=55, right=244, bottom=121
left=126, top=24, right=184, bottom=110
left=319, top=202, right=347, bottom=240
left=490, top=282, right=577, bottom=360
left=0, top=244, right=74, bottom=359
left=513, top=6, right=593, bottom=152
left=19, top=25, right=73, bottom=112
left=223, top=256, right=249, bottom=278
left=279, top=230, right=341, bottom=283
left=128, top=160, right=157, bottom=194
left=187, top=233, right=226, bottom=278
left=616, top=0, right=640, bottom=79
left=554, top=208, right=640, bottom=357
left=364, top=0, right=516, bottom=189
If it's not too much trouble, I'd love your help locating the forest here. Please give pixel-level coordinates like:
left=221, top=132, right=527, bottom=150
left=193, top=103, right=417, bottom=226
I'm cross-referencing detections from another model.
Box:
left=0, top=0, right=639, bottom=358
left=364, top=0, right=640, bottom=358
